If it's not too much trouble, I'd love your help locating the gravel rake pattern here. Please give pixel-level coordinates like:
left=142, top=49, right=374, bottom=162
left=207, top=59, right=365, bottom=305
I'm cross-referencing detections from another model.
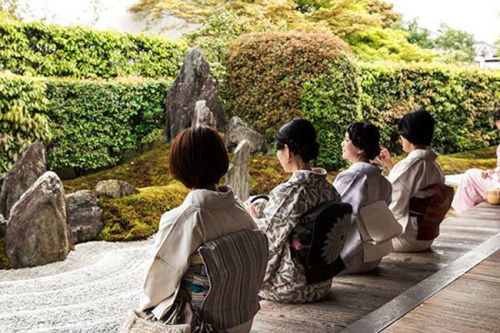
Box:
left=0, top=239, right=153, bottom=333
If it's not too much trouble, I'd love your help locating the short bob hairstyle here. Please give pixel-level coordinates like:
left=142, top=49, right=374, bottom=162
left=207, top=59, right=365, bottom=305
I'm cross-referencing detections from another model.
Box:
left=346, top=122, right=381, bottom=160
left=170, top=126, right=229, bottom=189
left=398, top=109, right=435, bottom=146
left=275, top=118, right=320, bottom=163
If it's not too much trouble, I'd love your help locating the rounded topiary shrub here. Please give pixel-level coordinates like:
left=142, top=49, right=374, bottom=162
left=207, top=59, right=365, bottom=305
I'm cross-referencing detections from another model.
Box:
left=225, top=31, right=361, bottom=169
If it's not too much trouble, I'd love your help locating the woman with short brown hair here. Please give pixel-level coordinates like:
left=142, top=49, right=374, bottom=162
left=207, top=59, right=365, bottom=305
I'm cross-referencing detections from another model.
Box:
left=140, top=126, right=258, bottom=332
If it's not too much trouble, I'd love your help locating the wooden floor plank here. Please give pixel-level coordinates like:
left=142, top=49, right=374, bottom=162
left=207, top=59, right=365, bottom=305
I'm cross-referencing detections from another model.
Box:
left=384, top=251, right=500, bottom=333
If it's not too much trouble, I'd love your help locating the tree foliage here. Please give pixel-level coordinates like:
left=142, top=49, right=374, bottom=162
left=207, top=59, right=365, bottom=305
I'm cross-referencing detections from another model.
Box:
left=435, top=23, right=476, bottom=63
left=131, top=0, right=433, bottom=64
left=401, top=19, right=435, bottom=49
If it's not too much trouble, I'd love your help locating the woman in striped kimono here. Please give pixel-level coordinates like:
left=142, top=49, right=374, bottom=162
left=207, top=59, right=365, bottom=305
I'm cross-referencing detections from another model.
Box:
left=333, top=122, right=392, bottom=274
left=245, top=118, right=343, bottom=304
left=139, top=127, right=259, bottom=333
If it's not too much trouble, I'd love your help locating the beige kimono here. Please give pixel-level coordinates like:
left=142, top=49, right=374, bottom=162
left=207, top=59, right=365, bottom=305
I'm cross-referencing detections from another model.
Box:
left=388, top=149, right=445, bottom=252
left=139, top=186, right=257, bottom=331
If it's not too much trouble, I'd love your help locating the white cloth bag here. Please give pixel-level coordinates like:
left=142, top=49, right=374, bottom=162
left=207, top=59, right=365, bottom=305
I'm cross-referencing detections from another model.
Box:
left=357, top=200, right=402, bottom=263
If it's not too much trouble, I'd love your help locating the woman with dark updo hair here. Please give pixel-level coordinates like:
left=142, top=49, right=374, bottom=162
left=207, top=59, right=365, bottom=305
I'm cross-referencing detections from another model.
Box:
left=333, top=122, right=393, bottom=274
left=245, top=118, right=342, bottom=304
left=378, top=109, right=445, bottom=252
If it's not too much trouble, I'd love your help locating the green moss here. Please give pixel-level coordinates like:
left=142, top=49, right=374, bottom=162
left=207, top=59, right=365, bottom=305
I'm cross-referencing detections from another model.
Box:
left=0, top=237, right=11, bottom=269
left=64, top=144, right=172, bottom=194
left=437, top=146, right=497, bottom=174
left=98, top=183, right=189, bottom=241
left=437, top=146, right=498, bottom=174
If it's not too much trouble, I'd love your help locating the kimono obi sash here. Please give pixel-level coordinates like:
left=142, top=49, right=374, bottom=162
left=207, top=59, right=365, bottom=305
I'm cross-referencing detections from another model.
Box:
left=290, top=201, right=351, bottom=284
left=409, top=183, right=454, bottom=241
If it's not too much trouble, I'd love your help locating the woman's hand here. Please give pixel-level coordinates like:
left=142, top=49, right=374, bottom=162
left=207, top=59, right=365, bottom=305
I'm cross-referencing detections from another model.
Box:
left=375, top=148, right=394, bottom=170
left=244, top=200, right=258, bottom=219
left=481, top=169, right=494, bottom=179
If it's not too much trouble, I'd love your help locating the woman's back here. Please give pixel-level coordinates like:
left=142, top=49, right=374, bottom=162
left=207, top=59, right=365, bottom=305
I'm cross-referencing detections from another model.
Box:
left=334, top=162, right=392, bottom=274
left=257, top=168, right=341, bottom=303
left=141, top=187, right=256, bottom=319
left=388, top=149, right=444, bottom=252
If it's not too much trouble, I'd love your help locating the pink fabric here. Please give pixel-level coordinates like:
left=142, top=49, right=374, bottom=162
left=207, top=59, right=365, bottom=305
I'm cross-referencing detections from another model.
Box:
left=452, top=145, right=500, bottom=213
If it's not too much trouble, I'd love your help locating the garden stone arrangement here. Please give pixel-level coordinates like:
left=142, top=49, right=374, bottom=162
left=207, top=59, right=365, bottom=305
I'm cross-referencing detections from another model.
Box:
left=0, top=142, right=47, bottom=219
left=165, top=48, right=226, bottom=141
left=66, top=190, right=104, bottom=244
left=6, top=171, right=69, bottom=268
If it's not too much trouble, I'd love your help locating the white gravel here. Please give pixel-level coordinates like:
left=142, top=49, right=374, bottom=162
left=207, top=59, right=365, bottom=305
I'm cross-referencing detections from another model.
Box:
left=0, top=239, right=154, bottom=333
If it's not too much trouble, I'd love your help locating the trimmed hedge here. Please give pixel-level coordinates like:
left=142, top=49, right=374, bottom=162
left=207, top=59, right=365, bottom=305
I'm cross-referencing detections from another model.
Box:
left=0, top=73, right=52, bottom=176
left=0, top=72, right=169, bottom=178
left=360, top=63, right=500, bottom=154
left=0, top=20, right=187, bottom=79
left=225, top=31, right=360, bottom=168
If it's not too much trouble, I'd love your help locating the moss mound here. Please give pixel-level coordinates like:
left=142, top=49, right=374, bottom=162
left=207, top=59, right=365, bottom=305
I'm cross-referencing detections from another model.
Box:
left=98, top=183, right=189, bottom=241
left=64, top=144, right=172, bottom=193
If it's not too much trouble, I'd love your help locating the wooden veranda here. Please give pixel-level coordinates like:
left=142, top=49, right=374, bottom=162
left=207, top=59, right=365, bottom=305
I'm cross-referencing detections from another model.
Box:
left=251, top=203, right=500, bottom=333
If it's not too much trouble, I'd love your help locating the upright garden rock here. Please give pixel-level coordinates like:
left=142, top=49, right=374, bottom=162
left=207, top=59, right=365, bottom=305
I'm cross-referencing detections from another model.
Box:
left=191, top=100, right=217, bottom=129
left=226, top=140, right=251, bottom=202
left=165, top=48, right=225, bottom=141
left=0, top=142, right=46, bottom=218
left=66, top=190, right=104, bottom=244
left=0, top=213, right=6, bottom=237
left=6, top=171, right=69, bottom=268
left=96, top=180, right=139, bottom=199
left=224, top=117, right=267, bottom=154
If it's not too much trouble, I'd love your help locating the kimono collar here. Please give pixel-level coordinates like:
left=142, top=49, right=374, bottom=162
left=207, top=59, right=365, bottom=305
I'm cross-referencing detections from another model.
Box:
left=389, top=149, right=438, bottom=182
left=288, top=168, right=327, bottom=185
left=186, top=186, right=237, bottom=208
left=348, top=162, right=383, bottom=176
left=406, top=148, right=438, bottom=162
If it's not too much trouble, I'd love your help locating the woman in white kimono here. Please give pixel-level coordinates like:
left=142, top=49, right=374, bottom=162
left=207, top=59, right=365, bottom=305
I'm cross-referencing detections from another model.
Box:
left=333, top=122, right=392, bottom=274
left=245, top=118, right=343, bottom=304
left=139, top=127, right=258, bottom=333
left=378, top=109, right=445, bottom=252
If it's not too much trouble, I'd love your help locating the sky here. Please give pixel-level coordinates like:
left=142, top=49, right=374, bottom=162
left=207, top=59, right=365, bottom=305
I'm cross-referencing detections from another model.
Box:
left=387, top=0, right=500, bottom=45
left=5, top=0, right=500, bottom=45
left=5, top=0, right=190, bottom=38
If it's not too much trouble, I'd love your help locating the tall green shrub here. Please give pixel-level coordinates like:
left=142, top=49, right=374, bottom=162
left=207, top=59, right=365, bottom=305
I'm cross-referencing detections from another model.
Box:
left=360, top=63, right=500, bottom=154
left=0, top=21, right=187, bottom=79
left=0, top=73, right=169, bottom=178
left=225, top=31, right=360, bottom=168
left=0, top=73, right=52, bottom=176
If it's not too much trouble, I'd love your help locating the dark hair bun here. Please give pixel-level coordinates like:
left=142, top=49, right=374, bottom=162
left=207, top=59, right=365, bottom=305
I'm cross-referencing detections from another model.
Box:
left=346, top=122, right=381, bottom=160
left=275, top=118, right=319, bottom=163
left=398, top=109, right=435, bottom=146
